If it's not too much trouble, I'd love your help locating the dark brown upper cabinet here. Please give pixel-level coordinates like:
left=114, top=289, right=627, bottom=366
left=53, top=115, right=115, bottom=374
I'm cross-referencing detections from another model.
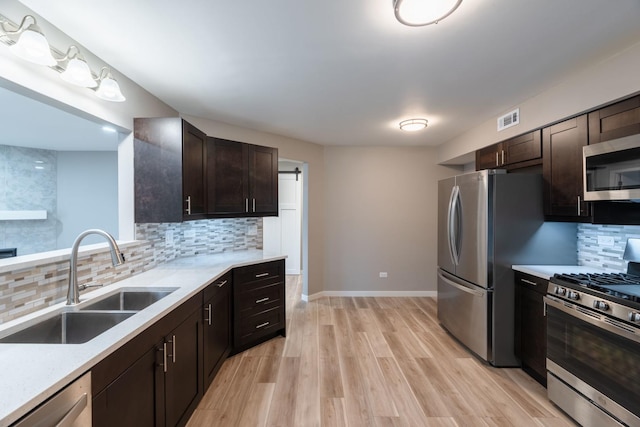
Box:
left=207, top=137, right=278, bottom=217
left=475, top=131, right=541, bottom=171
left=589, top=94, right=640, bottom=144
left=542, top=114, right=590, bottom=220
left=134, top=118, right=207, bottom=223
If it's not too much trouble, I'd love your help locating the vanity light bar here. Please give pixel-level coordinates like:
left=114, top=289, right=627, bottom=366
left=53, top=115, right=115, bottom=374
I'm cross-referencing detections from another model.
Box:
left=0, top=13, right=125, bottom=102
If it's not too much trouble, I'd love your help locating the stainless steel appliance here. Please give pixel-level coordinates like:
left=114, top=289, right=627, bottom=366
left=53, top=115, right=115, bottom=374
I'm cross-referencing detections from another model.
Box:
left=437, top=169, right=576, bottom=366
left=12, top=371, right=91, bottom=426
left=584, top=133, right=640, bottom=201
left=545, top=242, right=640, bottom=427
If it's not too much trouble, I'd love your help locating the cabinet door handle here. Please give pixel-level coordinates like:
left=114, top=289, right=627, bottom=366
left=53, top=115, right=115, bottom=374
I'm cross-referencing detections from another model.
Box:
left=217, top=280, right=227, bottom=288
left=495, top=152, right=499, bottom=167
left=577, top=195, right=581, bottom=216
left=245, top=198, right=249, bottom=212
left=205, top=303, right=212, bottom=325
left=252, top=198, right=256, bottom=212
left=185, top=196, right=191, bottom=215
left=256, top=297, right=270, bottom=304
left=520, top=279, right=538, bottom=286
left=167, top=335, right=176, bottom=363
left=162, top=342, right=168, bottom=373
left=255, top=272, right=269, bottom=278
left=256, top=322, right=270, bottom=329
left=501, top=150, right=505, bottom=165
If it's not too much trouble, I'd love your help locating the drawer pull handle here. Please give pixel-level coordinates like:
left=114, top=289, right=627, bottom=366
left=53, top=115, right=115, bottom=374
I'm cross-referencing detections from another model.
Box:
left=256, top=297, right=270, bottom=304
left=521, top=279, right=538, bottom=286
left=256, top=322, right=270, bottom=329
left=255, top=272, right=269, bottom=278
left=217, top=280, right=227, bottom=288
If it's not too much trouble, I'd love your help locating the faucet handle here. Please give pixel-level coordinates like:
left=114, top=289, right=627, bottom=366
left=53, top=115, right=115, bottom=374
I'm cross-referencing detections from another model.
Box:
left=79, top=283, right=104, bottom=291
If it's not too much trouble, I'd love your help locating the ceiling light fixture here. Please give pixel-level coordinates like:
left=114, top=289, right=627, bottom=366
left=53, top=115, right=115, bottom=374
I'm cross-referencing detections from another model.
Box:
left=0, top=13, right=125, bottom=102
left=1, top=15, right=56, bottom=66
left=399, top=118, right=428, bottom=132
left=95, top=68, right=126, bottom=102
left=394, top=0, right=462, bottom=27
left=59, top=46, right=98, bottom=88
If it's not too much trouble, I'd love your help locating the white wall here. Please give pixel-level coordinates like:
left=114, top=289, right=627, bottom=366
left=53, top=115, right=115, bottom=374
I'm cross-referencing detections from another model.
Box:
left=438, top=40, right=640, bottom=164
left=323, top=146, right=461, bottom=295
left=56, top=151, right=118, bottom=248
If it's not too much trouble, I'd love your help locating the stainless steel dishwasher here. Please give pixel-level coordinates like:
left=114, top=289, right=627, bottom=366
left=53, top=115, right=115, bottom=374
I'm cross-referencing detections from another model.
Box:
left=12, top=372, right=91, bottom=427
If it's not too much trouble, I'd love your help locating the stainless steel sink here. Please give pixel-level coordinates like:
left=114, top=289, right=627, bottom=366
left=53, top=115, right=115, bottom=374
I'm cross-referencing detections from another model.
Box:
left=79, top=288, right=177, bottom=311
left=0, top=311, right=135, bottom=344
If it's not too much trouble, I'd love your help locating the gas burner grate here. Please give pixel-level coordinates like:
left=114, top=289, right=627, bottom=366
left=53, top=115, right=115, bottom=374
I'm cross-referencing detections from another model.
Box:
left=553, top=272, right=640, bottom=287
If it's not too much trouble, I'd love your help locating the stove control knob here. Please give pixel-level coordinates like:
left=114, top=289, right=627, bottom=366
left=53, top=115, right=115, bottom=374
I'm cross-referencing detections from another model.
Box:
left=567, top=291, right=580, bottom=301
left=554, top=286, right=566, bottom=296
left=593, top=301, right=609, bottom=311
left=629, top=312, right=640, bottom=323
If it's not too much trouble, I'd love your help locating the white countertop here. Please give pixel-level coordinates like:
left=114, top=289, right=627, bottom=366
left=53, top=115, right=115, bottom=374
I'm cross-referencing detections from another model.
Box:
left=512, top=264, right=606, bottom=280
left=0, top=250, right=285, bottom=427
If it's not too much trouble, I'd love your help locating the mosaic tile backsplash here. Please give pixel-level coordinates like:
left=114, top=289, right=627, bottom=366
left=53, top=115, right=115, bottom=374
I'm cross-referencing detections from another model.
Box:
left=0, top=217, right=262, bottom=324
left=577, top=224, right=640, bottom=272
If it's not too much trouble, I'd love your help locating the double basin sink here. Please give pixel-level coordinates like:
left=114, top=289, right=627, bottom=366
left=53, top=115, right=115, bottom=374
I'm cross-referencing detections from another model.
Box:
left=0, top=288, right=177, bottom=344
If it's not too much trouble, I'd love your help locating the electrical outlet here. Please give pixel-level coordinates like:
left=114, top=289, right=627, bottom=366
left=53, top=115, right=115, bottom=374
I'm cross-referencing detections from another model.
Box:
left=379, top=272, right=388, bottom=278
left=165, top=230, right=174, bottom=245
left=184, top=229, right=196, bottom=239
left=597, top=235, right=615, bottom=246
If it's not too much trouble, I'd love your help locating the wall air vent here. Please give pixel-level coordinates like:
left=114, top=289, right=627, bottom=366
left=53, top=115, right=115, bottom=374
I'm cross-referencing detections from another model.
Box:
left=497, top=108, right=520, bottom=131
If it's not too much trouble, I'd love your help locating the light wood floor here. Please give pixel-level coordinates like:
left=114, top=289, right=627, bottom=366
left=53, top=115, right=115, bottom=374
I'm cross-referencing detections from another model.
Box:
left=187, top=276, right=576, bottom=427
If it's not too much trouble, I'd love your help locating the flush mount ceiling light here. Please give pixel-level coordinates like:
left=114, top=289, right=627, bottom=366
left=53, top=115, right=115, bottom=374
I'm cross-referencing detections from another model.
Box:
left=59, top=46, right=98, bottom=88
left=95, top=67, right=126, bottom=102
left=394, top=0, right=462, bottom=26
left=399, top=118, right=428, bottom=132
left=0, top=13, right=125, bottom=102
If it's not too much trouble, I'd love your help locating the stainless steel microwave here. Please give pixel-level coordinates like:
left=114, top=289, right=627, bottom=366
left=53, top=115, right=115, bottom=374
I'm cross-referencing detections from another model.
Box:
left=583, top=133, right=640, bottom=201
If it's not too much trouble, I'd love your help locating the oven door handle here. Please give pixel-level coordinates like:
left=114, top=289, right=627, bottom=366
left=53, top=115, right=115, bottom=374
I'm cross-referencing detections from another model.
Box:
left=544, top=296, right=640, bottom=345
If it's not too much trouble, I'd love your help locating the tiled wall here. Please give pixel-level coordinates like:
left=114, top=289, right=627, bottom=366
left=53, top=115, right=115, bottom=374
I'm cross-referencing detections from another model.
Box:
left=0, top=218, right=262, bottom=324
left=577, top=224, right=640, bottom=272
left=0, top=145, right=58, bottom=255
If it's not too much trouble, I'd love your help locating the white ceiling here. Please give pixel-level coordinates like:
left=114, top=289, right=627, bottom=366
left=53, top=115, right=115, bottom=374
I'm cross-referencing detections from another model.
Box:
left=18, top=0, right=640, bottom=148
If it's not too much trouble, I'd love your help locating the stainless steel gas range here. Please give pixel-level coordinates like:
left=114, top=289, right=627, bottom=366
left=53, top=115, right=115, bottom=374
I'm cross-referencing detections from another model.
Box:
left=544, top=253, right=640, bottom=426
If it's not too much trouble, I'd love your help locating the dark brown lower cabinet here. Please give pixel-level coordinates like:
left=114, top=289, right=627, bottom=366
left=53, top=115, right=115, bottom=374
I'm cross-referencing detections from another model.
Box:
left=164, top=309, right=204, bottom=427
left=514, top=271, right=547, bottom=387
left=93, top=346, right=161, bottom=427
left=232, top=260, right=286, bottom=354
left=203, top=273, right=231, bottom=387
left=92, top=294, right=203, bottom=427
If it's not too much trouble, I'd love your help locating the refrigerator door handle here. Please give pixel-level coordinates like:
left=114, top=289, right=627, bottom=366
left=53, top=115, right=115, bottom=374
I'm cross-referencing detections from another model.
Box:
left=447, top=185, right=460, bottom=265
left=450, top=185, right=462, bottom=265
left=438, top=271, right=484, bottom=297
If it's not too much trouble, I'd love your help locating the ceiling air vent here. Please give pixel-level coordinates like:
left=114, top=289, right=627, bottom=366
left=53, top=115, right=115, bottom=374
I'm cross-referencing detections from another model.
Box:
left=497, top=108, right=520, bottom=131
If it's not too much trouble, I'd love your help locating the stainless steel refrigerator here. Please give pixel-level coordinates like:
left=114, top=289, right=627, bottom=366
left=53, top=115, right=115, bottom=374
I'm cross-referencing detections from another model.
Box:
left=437, top=169, right=576, bottom=366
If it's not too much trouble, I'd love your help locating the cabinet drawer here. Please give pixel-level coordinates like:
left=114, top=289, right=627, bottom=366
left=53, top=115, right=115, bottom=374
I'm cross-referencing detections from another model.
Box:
left=236, top=307, right=284, bottom=346
left=204, top=272, right=231, bottom=302
left=237, top=284, right=283, bottom=315
left=233, top=260, right=284, bottom=290
left=514, top=272, right=548, bottom=295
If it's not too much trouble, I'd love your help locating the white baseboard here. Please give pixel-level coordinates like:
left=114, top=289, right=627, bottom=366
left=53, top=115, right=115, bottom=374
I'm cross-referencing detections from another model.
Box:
left=302, top=290, right=437, bottom=302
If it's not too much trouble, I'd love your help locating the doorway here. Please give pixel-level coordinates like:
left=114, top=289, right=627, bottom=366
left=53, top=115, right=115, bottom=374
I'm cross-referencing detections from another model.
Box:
left=263, top=160, right=303, bottom=276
